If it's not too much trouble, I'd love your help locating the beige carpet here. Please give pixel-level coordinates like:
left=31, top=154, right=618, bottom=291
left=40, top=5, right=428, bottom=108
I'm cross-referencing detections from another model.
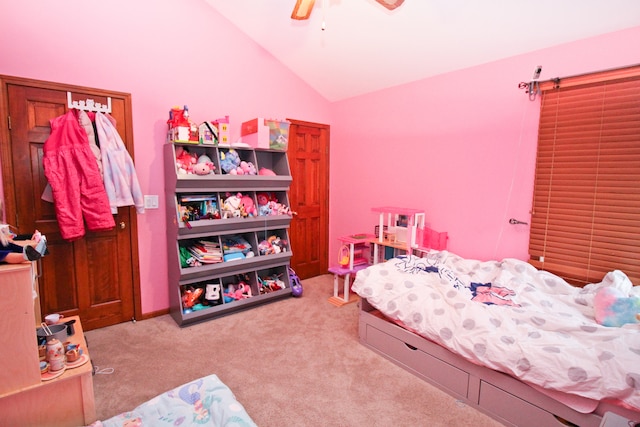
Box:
left=85, top=274, right=504, bottom=426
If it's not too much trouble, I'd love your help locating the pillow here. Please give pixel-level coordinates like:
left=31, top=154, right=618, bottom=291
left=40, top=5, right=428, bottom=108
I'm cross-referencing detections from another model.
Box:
left=593, top=287, right=640, bottom=327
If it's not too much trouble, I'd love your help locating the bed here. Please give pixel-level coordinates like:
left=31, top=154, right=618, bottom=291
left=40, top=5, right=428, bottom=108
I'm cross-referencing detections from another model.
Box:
left=352, top=251, right=640, bottom=427
left=87, top=374, right=257, bottom=427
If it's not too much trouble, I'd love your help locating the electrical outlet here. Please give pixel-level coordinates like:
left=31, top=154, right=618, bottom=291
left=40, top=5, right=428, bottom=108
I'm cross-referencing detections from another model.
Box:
left=144, top=195, right=159, bottom=209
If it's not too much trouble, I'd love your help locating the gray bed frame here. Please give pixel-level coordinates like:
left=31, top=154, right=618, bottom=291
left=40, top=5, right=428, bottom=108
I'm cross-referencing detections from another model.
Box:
left=358, top=298, right=640, bottom=427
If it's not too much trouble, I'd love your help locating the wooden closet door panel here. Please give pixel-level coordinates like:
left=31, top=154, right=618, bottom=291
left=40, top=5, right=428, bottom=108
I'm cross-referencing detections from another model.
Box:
left=4, top=80, right=139, bottom=330
left=288, top=121, right=330, bottom=279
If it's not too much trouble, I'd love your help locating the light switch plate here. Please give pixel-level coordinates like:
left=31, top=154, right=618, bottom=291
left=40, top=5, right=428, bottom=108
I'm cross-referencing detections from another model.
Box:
left=144, top=195, right=159, bottom=209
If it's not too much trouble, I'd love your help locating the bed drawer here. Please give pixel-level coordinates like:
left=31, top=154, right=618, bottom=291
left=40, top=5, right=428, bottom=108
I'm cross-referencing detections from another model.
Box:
left=364, top=323, right=469, bottom=398
left=479, top=381, right=573, bottom=427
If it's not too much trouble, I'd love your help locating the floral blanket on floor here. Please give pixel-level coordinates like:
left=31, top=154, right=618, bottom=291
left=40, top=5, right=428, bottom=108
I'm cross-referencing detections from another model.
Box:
left=87, top=374, right=256, bottom=427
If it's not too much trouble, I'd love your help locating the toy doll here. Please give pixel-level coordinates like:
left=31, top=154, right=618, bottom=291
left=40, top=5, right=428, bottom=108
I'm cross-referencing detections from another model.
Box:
left=0, top=227, right=48, bottom=264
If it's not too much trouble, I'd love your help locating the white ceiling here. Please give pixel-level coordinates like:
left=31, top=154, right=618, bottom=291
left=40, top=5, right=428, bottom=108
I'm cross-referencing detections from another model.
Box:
left=205, top=0, right=640, bottom=102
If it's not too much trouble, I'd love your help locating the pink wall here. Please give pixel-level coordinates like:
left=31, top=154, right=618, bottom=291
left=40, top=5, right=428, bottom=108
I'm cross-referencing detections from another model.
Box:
left=0, top=0, right=331, bottom=315
left=329, top=26, right=640, bottom=262
left=1, top=1, right=639, bottom=315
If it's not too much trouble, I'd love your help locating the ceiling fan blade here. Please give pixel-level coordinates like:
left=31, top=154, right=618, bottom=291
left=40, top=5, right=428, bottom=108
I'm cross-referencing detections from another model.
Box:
left=375, top=0, right=405, bottom=10
left=291, top=0, right=316, bottom=20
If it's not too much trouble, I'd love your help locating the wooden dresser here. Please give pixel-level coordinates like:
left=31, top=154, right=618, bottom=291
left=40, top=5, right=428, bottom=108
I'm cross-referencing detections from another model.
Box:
left=0, top=263, right=96, bottom=426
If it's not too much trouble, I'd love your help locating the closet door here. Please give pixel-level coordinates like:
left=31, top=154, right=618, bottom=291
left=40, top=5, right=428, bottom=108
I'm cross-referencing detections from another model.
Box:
left=1, top=77, right=141, bottom=331
left=287, top=120, right=330, bottom=279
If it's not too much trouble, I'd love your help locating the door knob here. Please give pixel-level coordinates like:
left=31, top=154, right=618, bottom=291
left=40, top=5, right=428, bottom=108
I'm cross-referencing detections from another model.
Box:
left=119, top=222, right=126, bottom=229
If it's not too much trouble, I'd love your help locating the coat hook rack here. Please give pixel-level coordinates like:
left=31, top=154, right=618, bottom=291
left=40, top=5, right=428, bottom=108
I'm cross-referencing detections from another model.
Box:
left=67, top=91, right=112, bottom=113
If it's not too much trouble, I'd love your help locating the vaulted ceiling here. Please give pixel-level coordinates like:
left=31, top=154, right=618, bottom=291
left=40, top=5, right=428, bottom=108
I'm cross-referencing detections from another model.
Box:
left=205, top=0, right=640, bottom=101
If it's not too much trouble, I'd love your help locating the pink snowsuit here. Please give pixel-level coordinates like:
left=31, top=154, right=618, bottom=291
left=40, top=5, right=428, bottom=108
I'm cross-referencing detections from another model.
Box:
left=43, top=110, right=115, bottom=241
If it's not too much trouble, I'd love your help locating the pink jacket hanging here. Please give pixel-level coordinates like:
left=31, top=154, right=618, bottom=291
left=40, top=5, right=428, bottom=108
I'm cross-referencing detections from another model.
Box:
left=43, top=110, right=115, bottom=241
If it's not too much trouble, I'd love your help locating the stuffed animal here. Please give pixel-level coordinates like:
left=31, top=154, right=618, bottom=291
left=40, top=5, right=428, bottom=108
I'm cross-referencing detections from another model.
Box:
left=221, top=193, right=243, bottom=218
left=268, top=235, right=288, bottom=253
left=175, top=146, right=197, bottom=174
left=219, top=149, right=241, bottom=174
left=193, top=154, right=215, bottom=175
left=259, top=167, right=276, bottom=176
left=594, top=287, right=640, bottom=327
left=192, top=163, right=210, bottom=175
left=256, top=192, right=272, bottom=216
left=239, top=161, right=257, bottom=175
left=258, top=239, right=273, bottom=255
left=240, top=194, right=257, bottom=217
left=270, top=200, right=296, bottom=216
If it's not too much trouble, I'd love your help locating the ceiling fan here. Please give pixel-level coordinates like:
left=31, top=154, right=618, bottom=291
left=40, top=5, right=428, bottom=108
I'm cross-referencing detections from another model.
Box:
left=291, top=0, right=405, bottom=20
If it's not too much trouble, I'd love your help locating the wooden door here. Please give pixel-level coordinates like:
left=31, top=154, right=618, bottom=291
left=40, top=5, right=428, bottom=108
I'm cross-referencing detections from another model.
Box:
left=287, top=120, right=330, bottom=279
left=0, top=76, right=141, bottom=331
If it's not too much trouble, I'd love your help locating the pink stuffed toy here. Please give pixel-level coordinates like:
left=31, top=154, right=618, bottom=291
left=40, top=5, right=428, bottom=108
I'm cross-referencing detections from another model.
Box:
left=239, top=161, right=257, bottom=175
left=240, top=194, right=257, bottom=217
left=193, top=154, right=215, bottom=175
left=259, top=167, right=276, bottom=176
left=175, top=147, right=197, bottom=174
left=594, top=287, right=640, bottom=327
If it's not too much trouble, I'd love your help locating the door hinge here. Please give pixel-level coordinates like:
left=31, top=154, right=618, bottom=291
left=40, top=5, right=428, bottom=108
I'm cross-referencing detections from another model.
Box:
left=7, top=115, right=11, bottom=130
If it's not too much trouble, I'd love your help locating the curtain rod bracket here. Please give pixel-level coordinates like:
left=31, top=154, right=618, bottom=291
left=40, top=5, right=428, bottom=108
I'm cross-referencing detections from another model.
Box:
left=518, top=65, right=542, bottom=101
left=67, top=91, right=112, bottom=113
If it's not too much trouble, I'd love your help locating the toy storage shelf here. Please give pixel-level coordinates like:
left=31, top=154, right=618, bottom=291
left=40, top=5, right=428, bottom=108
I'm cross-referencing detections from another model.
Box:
left=178, top=251, right=292, bottom=281
left=177, top=265, right=292, bottom=325
left=165, top=142, right=294, bottom=327
left=164, top=144, right=292, bottom=192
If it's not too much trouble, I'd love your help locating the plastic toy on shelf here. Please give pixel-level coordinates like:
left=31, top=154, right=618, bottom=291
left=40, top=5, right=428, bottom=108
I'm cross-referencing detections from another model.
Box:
left=369, top=206, right=424, bottom=263
left=368, top=206, right=448, bottom=263
left=328, top=233, right=374, bottom=307
left=415, top=226, right=448, bottom=253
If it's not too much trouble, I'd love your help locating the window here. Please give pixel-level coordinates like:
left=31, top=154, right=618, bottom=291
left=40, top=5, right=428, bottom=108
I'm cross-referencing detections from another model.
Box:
left=529, top=65, right=640, bottom=286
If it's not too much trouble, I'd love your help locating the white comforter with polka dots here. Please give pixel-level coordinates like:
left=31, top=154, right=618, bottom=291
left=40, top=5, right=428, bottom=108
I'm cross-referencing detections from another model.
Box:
left=352, top=252, right=640, bottom=411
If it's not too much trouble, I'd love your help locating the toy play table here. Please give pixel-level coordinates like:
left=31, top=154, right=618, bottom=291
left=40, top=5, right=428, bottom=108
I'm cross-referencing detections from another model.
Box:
left=327, top=264, right=368, bottom=307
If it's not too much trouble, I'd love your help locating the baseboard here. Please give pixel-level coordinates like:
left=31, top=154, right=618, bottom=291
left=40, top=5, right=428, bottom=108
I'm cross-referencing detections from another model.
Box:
left=138, top=308, right=170, bottom=321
